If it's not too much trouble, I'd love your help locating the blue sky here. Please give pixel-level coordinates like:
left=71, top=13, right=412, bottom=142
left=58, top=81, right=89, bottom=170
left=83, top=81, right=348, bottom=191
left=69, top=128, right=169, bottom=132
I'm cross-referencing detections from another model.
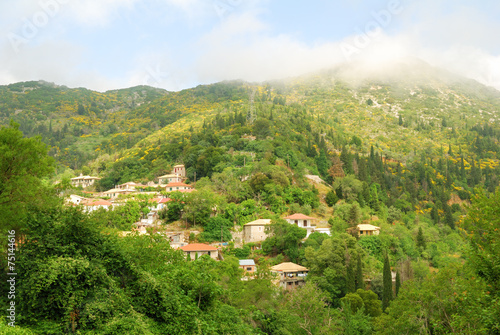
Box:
left=1, top=0, right=499, bottom=91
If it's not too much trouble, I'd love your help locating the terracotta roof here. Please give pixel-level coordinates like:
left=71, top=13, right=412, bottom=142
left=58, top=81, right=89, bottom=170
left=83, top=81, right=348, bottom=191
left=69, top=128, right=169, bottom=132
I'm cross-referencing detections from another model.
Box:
left=271, top=262, right=309, bottom=272
left=149, top=197, right=171, bottom=203
left=357, top=224, right=380, bottom=231
left=244, top=219, right=271, bottom=226
left=284, top=213, right=318, bottom=220
left=85, top=200, right=112, bottom=206
left=180, top=243, right=218, bottom=251
left=165, top=182, right=192, bottom=188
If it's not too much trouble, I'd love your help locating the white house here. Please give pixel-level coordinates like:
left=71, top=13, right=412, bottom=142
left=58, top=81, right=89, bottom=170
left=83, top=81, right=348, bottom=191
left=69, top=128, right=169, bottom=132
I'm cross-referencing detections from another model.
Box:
left=83, top=200, right=112, bottom=213
left=148, top=197, right=171, bottom=211
left=158, top=174, right=183, bottom=185
left=102, top=188, right=133, bottom=199
left=165, top=182, right=193, bottom=192
left=284, top=213, right=318, bottom=237
left=71, top=174, right=101, bottom=188
left=67, top=194, right=87, bottom=205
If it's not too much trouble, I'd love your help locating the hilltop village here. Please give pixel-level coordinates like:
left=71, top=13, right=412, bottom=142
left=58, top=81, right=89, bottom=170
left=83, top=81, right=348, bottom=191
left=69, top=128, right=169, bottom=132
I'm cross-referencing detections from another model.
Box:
left=65, top=163, right=381, bottom=290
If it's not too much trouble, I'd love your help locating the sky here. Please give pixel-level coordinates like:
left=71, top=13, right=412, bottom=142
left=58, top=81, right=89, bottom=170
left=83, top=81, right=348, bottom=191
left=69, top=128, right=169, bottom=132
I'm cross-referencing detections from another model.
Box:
left=1, top=0, right=500, bottom=92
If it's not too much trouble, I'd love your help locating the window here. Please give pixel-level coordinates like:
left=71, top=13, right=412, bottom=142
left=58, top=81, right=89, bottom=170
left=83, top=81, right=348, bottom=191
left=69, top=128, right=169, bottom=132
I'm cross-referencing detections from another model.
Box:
left=208, top=251, right=211, bottom=256
left=259, top=227, right=262, bottom=231
left=304, top=220, right=308, bottom=226
left=294, top=220, right=298, bottom=225
left=247, top=267, right=252, bottom=271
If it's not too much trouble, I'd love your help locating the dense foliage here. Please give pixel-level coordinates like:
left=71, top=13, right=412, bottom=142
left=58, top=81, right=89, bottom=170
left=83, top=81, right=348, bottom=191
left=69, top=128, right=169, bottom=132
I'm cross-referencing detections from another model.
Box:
left=2, top=63, right=500, bottom=333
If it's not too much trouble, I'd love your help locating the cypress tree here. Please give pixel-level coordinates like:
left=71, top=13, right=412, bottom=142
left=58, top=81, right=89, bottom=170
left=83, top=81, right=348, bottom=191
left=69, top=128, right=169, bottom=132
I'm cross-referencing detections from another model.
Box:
left=382, top=252, right=393, bottom=311
left=356, top=253, right=364, bottom=290
left=416, top=227, right=426, bottom=250
left=395, top=270, right=401, bottom=297
left=346, top=262, right=356, bottom=293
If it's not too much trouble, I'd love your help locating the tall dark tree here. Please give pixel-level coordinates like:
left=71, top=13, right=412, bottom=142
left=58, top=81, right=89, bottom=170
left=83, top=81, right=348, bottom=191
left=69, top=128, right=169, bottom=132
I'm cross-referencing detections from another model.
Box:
left=395, top=270, right=401, bottom=297
left=356, top=253, right=364, bottom=290
left=382, top=252, right=393, bottom=311
left=416, top=227, right=426, bottom=250
left=346, top=255, right=356, bottom=294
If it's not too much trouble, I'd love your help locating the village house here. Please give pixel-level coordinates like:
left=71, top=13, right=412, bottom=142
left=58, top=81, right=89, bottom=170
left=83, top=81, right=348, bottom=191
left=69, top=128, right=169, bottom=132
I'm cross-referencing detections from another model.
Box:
left=180, top=243, right=219, bottom=260
left=83, top=200, right=112, bottom=213
left=158, top=174, right=183, bottom=185
left=67, top=194, right=87, bottom=205
left=102, top=188, right=134, bottom=199
left=71, top=174, right=101, bottom=188
left=172, top=164, right=186, bottom=177
left=117, top=182, right=145, bottom=190
left=357, top=224, right=381, bottom=237
left=314, top=228, right=331, bottom=236
left=165, top=182, right=193, bottom=192
left=239, top=259, right=256, bottom=274
left=284, top=213, right=318, bottom=237
left=148, top=197, right=171, bottom=211
left=270, top=262, right=309, bottom=290
left=243, top=219, right=271, bottom=243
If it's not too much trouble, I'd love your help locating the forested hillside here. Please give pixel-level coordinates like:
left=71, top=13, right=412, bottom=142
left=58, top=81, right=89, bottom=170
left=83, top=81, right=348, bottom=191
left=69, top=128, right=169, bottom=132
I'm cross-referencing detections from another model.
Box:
left=1, top=60, right=500, bottom=334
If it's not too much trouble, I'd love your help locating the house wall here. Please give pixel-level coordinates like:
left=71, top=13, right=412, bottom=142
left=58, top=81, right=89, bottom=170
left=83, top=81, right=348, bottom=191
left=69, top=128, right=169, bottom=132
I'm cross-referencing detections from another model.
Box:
left=244, top=225, right=267, bottom=242
left=186, top=250, right=218, bottom=260
left=240, top=265, right=256, bottom=273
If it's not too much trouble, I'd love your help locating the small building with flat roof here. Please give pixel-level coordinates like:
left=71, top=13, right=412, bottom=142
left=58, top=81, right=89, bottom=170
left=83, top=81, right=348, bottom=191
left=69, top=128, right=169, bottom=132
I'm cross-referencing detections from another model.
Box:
left=239, top=259, right=256, bottom=274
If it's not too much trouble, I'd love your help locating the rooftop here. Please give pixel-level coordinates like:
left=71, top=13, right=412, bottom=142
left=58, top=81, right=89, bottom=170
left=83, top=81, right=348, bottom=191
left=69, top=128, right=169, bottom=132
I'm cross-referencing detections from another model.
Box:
left=244, top=219, right=271, bottom=226
left=284, top=213, right=318, bottom=220
left=180, top=243, right=218, bottom=252
left=357, top=224, right=381, bottom=231
left=239, top=259, right=256, bottom=266
left=271, top=262, right=309, bottom=272
left=85, top=200, right=112, bottom=206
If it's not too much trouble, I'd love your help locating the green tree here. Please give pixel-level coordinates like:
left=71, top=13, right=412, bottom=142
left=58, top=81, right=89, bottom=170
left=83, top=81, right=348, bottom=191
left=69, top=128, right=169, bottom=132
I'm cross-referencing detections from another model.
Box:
left=395, top=270, right=401, bottom=297
left=200, top=216, right=232, bottom=242
left=356, top=253, right=364, bottom=290
left=416, top=226, right=426, bottom=251
left=382, top=252, right=393, bottom=311
left=461, top=188, right=500, bottom=293
left=0, top=121, right=56, bottom=234
left=346, top=256, right=356, bottom=293
left=262, top=219, right=307, bottom=262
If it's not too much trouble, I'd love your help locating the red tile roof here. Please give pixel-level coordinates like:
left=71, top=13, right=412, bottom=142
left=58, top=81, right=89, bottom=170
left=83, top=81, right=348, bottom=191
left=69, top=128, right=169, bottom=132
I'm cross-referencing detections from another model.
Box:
left=284, top=213, right=318, bottom=220
left=85, top=200, right=112, bottom=206
left=180, top=243, right=218, bottom=251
